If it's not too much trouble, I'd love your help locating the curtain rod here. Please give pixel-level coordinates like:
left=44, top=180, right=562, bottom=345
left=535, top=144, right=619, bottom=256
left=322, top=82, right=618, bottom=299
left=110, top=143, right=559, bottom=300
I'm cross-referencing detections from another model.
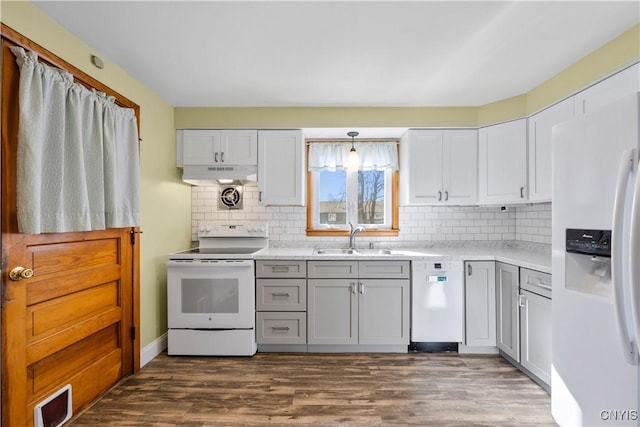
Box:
left=306, top=139, right=399, bottom=144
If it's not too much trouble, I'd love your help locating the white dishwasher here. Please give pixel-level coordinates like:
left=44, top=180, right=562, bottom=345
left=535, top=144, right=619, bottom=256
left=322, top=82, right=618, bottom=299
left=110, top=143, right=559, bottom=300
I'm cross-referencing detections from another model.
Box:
left=411, top=260, right=464, bottom=350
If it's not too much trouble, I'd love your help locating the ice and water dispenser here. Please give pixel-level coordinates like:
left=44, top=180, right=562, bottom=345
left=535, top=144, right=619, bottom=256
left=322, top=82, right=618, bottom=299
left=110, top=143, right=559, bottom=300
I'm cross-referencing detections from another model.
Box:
left=565, top=229, right=612, bottom=297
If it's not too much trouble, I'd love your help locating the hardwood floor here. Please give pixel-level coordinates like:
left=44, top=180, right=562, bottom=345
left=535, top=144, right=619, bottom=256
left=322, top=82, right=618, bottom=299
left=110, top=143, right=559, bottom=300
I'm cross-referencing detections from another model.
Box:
left=70, top=352, right=556, bottom=426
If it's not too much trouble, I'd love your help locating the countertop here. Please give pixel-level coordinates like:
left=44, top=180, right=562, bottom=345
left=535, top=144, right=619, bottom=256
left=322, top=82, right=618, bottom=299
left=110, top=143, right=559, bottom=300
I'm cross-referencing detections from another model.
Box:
left=254, top=242, right=551, bottom=274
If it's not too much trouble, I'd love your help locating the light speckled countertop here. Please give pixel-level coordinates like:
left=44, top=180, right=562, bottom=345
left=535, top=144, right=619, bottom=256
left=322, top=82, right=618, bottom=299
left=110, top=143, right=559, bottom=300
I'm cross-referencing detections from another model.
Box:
left=254, top=242, right=551, bottom=273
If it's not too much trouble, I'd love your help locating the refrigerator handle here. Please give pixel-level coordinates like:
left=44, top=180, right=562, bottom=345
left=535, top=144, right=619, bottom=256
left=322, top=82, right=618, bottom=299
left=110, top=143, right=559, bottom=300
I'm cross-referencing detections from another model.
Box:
left=612, top=148, right=635, bottom=364
left=629, top=149, right=640, bottom=361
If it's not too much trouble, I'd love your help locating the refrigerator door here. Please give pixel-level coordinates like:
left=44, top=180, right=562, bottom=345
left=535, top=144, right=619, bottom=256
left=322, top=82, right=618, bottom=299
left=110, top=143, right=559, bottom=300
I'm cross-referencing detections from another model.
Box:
left=552, top=93, right=639, bottom=426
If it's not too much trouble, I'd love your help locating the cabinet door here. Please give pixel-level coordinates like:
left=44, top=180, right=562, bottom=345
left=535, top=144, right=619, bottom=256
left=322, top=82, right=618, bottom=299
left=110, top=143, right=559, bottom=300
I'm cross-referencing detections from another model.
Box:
left=528, top=98, right=575, bottom=202
left=495, top=262, right=520, bottom=361
left=443, top=130, right=478, bottom=204
left=399, top=130, right=444, bottom=205
left=358, top=279, right=409, bottom=345
left=575, top=63, right=640, bottom=116
left=307, top=279, right=358, bottom=345
left=464, top=261, right=496, bottom=347
left=180, top=129, right=220, bottom=165
left=219, top=130, right=257, bottom=165
left=478, top=119, right=527, bottom=204
left=258, top=130, right=305, bottom=205
left=520, top=290, right=551, bottom=385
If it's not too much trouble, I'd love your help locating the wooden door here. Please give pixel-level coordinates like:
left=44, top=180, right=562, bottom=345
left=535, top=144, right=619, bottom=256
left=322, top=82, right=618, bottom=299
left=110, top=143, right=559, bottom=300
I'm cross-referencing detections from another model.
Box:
left=1, top=25, right=140, bottom=426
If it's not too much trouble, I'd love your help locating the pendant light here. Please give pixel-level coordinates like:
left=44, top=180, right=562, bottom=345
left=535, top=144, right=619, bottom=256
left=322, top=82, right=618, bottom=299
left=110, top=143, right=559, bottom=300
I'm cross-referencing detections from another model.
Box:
left=346, top=131, right=360, bottom=172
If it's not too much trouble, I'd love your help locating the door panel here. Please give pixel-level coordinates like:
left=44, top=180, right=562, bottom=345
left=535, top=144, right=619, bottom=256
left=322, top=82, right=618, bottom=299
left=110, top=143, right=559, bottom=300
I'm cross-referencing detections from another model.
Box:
left=1, top=27, right=139, bottom=426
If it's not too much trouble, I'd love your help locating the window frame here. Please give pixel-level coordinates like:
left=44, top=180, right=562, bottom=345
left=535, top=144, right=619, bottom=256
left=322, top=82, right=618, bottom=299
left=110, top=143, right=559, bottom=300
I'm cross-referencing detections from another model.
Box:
left=306, top=141, right=399, bottom=237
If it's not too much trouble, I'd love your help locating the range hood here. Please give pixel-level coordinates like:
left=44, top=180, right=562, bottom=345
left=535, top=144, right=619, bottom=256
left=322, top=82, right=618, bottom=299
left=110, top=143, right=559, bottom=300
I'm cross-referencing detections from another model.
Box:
left=182, top=165, right=257, bottom=186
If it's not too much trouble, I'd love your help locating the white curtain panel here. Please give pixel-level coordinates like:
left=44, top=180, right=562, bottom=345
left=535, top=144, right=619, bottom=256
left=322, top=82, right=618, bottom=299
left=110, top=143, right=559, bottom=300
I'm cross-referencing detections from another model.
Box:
left=308, top=141, right=398, bottom=171
left=10, top=47, right=140, bottom=234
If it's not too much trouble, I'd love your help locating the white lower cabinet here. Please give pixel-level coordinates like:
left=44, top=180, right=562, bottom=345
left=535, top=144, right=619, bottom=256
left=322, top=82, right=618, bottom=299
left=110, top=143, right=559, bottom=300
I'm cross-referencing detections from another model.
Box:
left=519, top=268, right=552, bottom=387
left=307, top=261, right=410, bottom=351
left=495, top=262, right=520, bottom=361
left=464, top=261, right=496, bottom=347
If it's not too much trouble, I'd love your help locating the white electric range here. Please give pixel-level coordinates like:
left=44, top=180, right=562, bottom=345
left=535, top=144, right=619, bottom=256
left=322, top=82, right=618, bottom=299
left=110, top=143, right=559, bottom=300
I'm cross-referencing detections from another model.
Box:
left=166, top=222, right=268, bottom=356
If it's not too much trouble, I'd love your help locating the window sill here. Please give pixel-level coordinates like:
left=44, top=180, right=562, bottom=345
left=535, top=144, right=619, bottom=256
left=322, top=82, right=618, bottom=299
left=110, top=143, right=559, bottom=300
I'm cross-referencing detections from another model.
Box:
left=306, top=229, right=399, bottom=237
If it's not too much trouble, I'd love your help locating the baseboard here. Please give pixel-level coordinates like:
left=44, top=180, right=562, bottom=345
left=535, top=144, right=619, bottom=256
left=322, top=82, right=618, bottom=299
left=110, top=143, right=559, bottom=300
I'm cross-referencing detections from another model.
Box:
left=141, top=332, right=167, bottom=367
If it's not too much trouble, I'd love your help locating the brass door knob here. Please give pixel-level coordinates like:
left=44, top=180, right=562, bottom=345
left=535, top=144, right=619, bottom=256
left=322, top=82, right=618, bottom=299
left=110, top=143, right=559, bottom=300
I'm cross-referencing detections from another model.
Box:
left=9, top=266, right=34, bottom=281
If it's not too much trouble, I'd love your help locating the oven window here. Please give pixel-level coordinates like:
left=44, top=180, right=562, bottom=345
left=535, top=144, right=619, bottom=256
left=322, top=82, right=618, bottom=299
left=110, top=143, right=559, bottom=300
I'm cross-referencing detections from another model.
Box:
left=181, top=279, right=239, bottom=314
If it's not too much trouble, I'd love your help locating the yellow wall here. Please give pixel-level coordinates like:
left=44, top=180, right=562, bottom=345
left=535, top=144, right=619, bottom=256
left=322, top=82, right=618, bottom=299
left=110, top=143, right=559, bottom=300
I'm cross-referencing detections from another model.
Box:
left=176, top=23, right=640, bottom=129
left=0, top=1, right=192, bottom=348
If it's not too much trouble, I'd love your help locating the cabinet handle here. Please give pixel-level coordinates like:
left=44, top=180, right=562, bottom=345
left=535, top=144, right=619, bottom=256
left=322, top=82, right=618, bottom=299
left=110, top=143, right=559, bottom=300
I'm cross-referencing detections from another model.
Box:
left=271, top=293, right=290, bottom=298
left=221, top=151, right=225, bottom=163
left=359, top=282, right=365, bottom=295
left=467, top=264, right=472, bottom=276
left=351, top=282, right=356, bottom=294
left=271, top=266, right=290, bottom=273
left=271, top=326, right=290, bottom=332
left=438, top=191, right=442, bottom=201
left=445, top=190, right=449, bottom=201
left=520, top=186, right=525, bottom=198
left=259, top=191, right=262, bottom=202
left=215, top=152, right=219, bottom=163
left=518, top=294, right=526, bottom=307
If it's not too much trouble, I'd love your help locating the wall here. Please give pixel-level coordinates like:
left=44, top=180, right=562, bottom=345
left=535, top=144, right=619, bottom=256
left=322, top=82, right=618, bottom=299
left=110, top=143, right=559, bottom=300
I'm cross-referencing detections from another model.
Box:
left=192, top=185, right=552, bottom=246
left=0, top=1, right=192, bottom=348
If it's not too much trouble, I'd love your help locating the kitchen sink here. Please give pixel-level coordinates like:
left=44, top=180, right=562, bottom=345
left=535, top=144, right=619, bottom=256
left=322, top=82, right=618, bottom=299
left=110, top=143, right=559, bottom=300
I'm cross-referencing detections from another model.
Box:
left=313, top=248, right=356, bottom=255
left=353, top=249, right=393, bottom=255
left=313, top=248, right=394, bottom=255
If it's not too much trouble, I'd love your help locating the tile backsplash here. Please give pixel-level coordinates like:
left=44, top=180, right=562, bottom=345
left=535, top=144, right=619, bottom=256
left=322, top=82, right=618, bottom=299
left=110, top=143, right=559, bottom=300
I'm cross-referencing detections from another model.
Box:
left=191, top=184, right=551, bottom=246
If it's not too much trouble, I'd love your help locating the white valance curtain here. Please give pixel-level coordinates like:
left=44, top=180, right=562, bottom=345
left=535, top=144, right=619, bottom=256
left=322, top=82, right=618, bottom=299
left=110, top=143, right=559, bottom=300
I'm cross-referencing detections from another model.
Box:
left=11, top=47, right=140, bottom=234
left=308, top=141, right=398, bottom=171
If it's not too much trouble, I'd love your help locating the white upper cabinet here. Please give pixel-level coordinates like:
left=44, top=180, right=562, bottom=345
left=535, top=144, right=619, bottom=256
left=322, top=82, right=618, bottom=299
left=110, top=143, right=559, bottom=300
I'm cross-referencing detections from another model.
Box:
left=478, top=119, right=528, bottom=205
left=528, top=98, right=575, bottom=202
left=444, top=130, right=478, bottom=204
left=177, top=129, right=257, bottom=166
left=400, top=129, right=477, bottom=205
left=219, top=130, right=258, bottom=165
left=574, top=63, right=640, bottom=116
left=258, top=130, right=305, bottom=206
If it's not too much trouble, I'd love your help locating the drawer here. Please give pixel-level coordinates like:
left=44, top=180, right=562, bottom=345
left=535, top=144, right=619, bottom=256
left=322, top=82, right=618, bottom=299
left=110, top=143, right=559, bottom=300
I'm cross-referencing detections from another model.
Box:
left=256, top=312, right=307, bottom=344
left=307, top=261, right=358, bottom=279
left=256, top=279, right=306, bottom=311
left=358, top=260, right=410, bottom=279
left=520, top=268, right=552, bottom=299
left=256, top=260, right=306, bottom=278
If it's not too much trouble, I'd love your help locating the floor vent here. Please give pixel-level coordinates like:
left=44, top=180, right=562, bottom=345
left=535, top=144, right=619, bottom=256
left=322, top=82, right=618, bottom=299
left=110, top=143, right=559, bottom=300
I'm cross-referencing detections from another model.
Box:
left=34, top=384, right=72, bottom=427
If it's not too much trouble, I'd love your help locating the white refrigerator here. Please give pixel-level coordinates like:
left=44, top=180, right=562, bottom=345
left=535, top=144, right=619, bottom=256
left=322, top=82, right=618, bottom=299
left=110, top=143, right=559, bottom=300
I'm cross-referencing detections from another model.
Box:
left=552, top=92, right=640, bottom=426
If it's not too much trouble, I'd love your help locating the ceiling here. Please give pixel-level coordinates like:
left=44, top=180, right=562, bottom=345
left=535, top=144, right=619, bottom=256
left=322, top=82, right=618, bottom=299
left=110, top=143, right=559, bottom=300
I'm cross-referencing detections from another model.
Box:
left=33, top=1, right=639, bottom=108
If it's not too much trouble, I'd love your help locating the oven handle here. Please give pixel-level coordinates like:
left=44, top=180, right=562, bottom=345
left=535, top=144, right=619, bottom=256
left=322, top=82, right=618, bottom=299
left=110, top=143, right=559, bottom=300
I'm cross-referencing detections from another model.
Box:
left=167, top=260, right=254, bottom=268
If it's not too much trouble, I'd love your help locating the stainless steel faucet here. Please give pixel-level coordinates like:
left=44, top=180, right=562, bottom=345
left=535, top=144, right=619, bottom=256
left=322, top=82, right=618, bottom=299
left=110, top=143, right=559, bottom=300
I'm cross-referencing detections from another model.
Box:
left=348, top=222, right=366, bottom=249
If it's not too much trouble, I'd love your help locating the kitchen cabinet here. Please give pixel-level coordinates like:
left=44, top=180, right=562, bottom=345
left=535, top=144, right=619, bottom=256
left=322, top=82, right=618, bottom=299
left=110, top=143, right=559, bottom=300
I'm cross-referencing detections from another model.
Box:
left=574, top=63, right=640, bottom=116
left=464, top=261, right=496, bottom=347
left=400, top=129, right=477, bottom=205
left=307, top=260, right=410, bottom=350
left=177, top=129, right=258, bottom=167
left=478, top=119, right=528, bottom=204
left=255, top=260, right=307, bottom=351
left=527, top=98, right=575, bottom=202
left=495, top=262, right=520, bottom=361
left=258, top=130, right=305, bottom=206
left=519, top=268, right=552, bottom=386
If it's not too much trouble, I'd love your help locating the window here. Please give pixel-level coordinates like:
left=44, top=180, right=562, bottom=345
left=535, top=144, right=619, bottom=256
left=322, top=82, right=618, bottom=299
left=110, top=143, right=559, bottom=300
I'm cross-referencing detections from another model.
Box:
left=306, top=141, right=399, bottom=236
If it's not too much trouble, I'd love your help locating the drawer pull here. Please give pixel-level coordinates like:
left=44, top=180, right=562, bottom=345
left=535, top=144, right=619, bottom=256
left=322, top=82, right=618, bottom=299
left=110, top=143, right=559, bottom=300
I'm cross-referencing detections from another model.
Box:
left=271, top=326, right=290, bottom=332
left=271, top=293, right=290, bottom=298
left=271, top=266, right=291, bottom=273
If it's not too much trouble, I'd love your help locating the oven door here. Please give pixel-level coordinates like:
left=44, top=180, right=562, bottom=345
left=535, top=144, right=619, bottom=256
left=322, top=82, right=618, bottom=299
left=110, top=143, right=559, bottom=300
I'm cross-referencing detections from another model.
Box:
left=167, top=259, right=254, bottom=329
